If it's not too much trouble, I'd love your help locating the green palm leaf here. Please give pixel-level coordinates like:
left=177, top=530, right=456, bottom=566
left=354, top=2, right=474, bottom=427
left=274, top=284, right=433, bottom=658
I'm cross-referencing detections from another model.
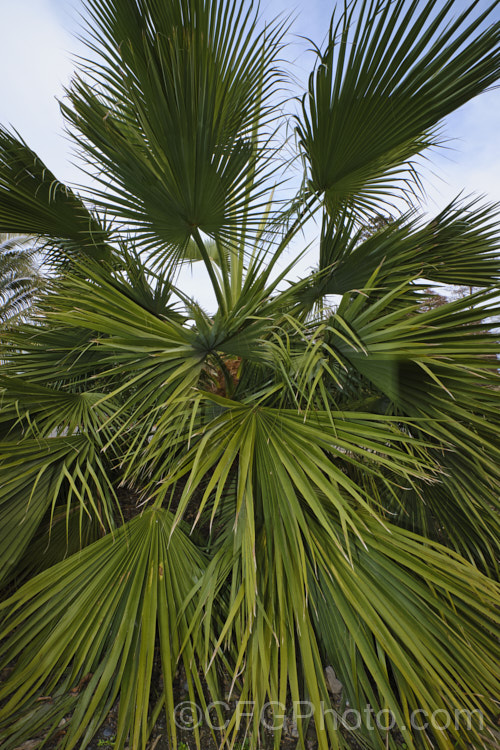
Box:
left=296, top=0, right=500, bottom=220
left=304, top=198, right=500, bottom=302
left=62, top=0, right=287, bottom=256
left=0, top=508, right=216, bottom=750
left=0, top=435, right=117, bottom=586
left=0, top=129, right=110, bottom=265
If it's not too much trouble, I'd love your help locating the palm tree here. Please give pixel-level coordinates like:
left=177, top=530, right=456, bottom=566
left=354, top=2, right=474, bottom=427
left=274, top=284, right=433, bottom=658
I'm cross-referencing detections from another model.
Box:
left=0, top=1, right=500, bottom=749
left=0, top=234, right=39, bottom=324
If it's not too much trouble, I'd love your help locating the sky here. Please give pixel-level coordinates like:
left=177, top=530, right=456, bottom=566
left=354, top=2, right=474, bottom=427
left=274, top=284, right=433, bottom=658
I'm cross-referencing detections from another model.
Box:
left=0, top=0, right=499, bottom=306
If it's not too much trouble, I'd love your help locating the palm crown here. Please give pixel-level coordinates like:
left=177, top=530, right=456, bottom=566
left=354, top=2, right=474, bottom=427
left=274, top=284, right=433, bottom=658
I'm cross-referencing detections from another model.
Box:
left=1, top=1, right=500, bottom=749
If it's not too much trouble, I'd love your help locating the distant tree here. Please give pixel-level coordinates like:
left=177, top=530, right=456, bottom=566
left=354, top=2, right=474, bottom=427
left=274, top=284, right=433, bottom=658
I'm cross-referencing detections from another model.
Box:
left=418, top=285, right=448, bottom=312
left=0, top=234, right=39, bottom=324
left=357, top=213, right=394, bottom=242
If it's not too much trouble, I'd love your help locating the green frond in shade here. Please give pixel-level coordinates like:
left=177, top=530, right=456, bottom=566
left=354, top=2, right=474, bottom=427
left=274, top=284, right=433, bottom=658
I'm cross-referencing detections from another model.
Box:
left=310, top=513, right=500, bottom=750
left=326, top=282, right=500, bottom=404
left=0, top=376, right=120, bottom=441
left=0, top=508, right=217, bottom=750
left=110, top=243, right=184, bottom=319
left=0, top=128, right=111, bottom=265
left=11, top=506, right=106, bottom=585
left=0, top=435, right=117, bottom=586
left=380, top=451, right=500, bottom=576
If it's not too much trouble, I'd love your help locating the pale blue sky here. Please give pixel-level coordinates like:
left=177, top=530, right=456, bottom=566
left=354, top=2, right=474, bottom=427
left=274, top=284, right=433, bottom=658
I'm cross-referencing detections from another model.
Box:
left=0, top=0, right=499, bottom=306
left=1, top=0, right=499, bottom=203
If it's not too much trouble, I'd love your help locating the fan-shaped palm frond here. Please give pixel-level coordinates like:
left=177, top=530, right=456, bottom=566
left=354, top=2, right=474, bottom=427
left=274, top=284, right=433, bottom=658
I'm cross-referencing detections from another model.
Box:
left=296, top=0, right=500, bottom=221
left=0, top=509, right=218, bottom=750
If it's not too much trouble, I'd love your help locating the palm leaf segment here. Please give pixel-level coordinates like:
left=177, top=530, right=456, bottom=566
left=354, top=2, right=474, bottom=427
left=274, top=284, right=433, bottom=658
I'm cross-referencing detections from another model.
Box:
left=1, top=2, right=500, bottom=750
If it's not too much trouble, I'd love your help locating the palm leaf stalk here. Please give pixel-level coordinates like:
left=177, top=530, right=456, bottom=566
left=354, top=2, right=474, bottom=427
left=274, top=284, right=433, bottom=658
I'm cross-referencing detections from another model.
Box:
left=0, top=1, right=500, bottom=749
